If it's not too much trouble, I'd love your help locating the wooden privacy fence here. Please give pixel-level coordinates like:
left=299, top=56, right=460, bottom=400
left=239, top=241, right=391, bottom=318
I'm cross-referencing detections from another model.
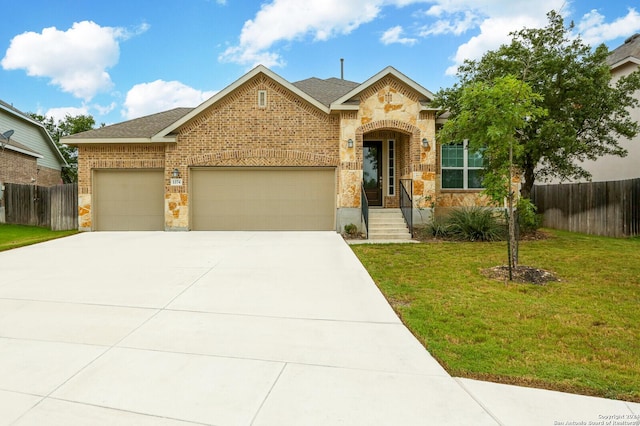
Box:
left=3, top=183, right=78, bottom=231
left=532, top=178, right=640, bottom=238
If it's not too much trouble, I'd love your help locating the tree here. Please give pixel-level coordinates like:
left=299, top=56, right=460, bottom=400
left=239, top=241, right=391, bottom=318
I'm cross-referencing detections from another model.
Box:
left=438, top=75, right=547, bottom=271
left=29, top=113, right=95, bottom=183
left=436, top=10, right=640, bottom=198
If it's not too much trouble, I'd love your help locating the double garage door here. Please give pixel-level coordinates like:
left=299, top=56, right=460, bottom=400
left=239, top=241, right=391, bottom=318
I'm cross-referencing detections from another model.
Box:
left=93, top=168, right=335, bottom=231
left=191, top=167, right=335, bottom=231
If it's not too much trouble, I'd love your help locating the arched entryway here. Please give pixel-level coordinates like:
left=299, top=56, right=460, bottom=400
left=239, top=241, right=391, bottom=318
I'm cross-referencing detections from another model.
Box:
left=356, top=120, right=421, bottom=208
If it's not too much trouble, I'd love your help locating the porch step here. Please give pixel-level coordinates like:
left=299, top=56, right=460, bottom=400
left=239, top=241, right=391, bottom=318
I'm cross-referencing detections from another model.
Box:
left=367, top=209, right=412, bottom=240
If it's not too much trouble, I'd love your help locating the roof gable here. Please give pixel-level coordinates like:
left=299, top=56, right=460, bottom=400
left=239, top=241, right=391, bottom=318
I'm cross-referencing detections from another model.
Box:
left=330, top=66, right=436, bottom=111
left=157, top=65, right=331, bottom=139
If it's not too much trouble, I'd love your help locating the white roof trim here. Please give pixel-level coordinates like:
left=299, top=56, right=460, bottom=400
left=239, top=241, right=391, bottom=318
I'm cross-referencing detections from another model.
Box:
left=3, top=144, right=43, bottom=159
left=330, top=66, right=436, bottom=110
left=154, top=65, right=330, bottom=138
left=65, top=137, right=176, bottom=145
left=609, top=56, right=640, bottom=70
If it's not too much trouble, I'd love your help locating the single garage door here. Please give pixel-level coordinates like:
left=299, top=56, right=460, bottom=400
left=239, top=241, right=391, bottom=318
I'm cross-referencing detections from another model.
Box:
left=93, top=169, right=164, bottom=231
left=191, top=167, right=335, bottom=230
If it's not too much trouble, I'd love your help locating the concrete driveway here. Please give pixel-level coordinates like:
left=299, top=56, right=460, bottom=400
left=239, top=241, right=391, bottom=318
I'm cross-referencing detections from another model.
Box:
left=0, top=232, right=638, bottom=425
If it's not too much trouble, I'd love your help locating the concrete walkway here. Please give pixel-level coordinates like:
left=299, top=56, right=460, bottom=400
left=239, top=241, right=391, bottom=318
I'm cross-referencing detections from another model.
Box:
left=0, top=232, right=637, bottom=425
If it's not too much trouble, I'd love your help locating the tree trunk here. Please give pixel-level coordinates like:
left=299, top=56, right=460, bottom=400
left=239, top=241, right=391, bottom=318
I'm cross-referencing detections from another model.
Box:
left=520, top=163, right=535, bottom=199
left=508, top=195, right=518, bottom=270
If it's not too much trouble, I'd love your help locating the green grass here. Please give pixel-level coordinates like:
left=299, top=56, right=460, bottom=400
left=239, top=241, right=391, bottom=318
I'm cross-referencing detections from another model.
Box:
left=0, top=223, right=78, bottom=251
left=351, top=229, right=640, bottom=402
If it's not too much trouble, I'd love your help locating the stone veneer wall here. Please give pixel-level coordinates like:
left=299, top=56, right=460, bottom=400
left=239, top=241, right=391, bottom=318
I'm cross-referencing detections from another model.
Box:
left=76, top=144, right=165, bottom=230
left=337, top=75, right=438, bottom=232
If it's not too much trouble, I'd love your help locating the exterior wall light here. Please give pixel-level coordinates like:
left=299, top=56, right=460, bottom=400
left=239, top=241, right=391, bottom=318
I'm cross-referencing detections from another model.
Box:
left=421, top=138, right=429, bottom=148
left=347, top=138, right=354, bottom=148
left=172, top=168, right=181, bottom=178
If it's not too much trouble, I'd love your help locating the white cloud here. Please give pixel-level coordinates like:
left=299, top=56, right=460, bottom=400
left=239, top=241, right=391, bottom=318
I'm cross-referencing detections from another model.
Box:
left=417, top=0, right=564, bottom=76
left=92, top=102, right=118, bottom=117
left=381, top=26, right=418, bottom=45
left=219, top=0, right=430, bottom=68
left=123, top=80, right=217, bottom=119
left=44, top=106, right=90, bottom=123
left=445, top=14, right=542, bottom=75
left=577, top=8, right=640, bottom=46
left=1, top=21, right=148, bottom=101
left=419, top=11, right=478, bottom=36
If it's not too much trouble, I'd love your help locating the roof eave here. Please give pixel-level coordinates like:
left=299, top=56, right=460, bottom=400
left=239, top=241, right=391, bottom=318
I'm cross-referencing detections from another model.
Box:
left=3, top=144, right=43, bottom=159
left=329, top=104, right=360, bottom=111
left=64, top=137, right=173, bottom=145
left=154, top=65, right=330, bottom=138
left=609, top=57, right=640, bottom=71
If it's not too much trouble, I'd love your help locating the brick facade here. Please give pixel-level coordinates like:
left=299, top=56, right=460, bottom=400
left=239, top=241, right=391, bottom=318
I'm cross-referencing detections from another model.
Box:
left=0, top=150, right=39, bottom=185
left=37, top=166, right=64, bottom=186
left=74, top=67, right=487, bottom=231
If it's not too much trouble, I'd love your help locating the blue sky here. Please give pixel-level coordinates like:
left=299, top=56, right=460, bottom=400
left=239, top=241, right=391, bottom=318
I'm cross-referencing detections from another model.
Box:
left=2, top=0, right=640, bottom=126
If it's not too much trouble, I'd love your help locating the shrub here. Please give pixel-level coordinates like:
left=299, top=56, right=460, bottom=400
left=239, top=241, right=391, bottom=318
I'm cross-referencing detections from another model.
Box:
left=344, top=223, right=359, bottom=237
left=446, top=207, right=506, bottom=242
left=427, top=215, right=450, bottom=238
left=516, top=198, right=543, bottom=234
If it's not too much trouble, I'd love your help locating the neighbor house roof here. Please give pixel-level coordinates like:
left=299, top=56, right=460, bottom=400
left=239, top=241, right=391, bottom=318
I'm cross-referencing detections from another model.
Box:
left=1, top=138, right=43, bottom=159
left=64, top=108, right=193, bottom=144
left=608, top=33, right=640, bottom=69
left=0, top=99, right=66, bottom=166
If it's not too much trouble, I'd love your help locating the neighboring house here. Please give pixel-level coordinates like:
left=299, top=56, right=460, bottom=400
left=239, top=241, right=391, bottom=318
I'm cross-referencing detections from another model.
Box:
left=0, top=100, right=67, bottom=187
left=562, top=33, right=640, bottom=183
left=66, top=65, right=487, bottom=232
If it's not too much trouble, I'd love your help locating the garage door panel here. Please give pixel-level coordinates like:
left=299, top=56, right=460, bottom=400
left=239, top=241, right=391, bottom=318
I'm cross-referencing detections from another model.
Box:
left=94, top=170, right=164, bottom=231
left=191, top=168, right=335, bottom=231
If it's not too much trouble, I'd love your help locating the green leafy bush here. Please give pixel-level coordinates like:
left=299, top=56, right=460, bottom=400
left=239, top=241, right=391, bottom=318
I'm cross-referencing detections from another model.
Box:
left=427, top=215, right=451, bottom=238
left=343, top=223, right=359, bottom=237
left=446, top=207, right=506, bottom=242
left=516, top=198, right=542, bottom=234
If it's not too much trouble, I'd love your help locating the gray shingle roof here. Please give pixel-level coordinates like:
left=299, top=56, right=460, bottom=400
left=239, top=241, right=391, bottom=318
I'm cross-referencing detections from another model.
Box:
left=64, top=107, right=194, bottom=140
left=608, top=33, right=640, bottom=66
left=292, top=77, right=360, bottom=106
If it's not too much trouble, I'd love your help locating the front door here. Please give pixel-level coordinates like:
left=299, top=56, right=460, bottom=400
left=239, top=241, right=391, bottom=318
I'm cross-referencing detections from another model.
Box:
left=363, top=141, right=382, bottom=206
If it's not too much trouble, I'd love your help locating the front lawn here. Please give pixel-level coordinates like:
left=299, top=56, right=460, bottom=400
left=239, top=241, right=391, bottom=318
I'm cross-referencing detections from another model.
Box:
left=351, top=230, right=640, bottom=402
left=0, top=223, right=78, bottom=252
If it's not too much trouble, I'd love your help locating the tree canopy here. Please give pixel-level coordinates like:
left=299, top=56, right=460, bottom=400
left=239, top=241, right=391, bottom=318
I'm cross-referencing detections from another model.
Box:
left=435, top=10, right=640, bottom=198
left=438, top=75, right=546, bottom=204
left=29, top=113, right=95, bottom=183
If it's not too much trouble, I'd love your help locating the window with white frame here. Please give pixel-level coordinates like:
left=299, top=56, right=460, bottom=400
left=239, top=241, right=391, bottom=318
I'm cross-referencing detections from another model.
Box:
left=441, top=140, right=484, bottom=189
left=388, top=140, right=395, bottom=196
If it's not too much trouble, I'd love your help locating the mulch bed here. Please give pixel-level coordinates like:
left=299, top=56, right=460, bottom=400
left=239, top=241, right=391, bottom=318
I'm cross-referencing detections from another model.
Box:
left=482, top=265, right=560, bottom=285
